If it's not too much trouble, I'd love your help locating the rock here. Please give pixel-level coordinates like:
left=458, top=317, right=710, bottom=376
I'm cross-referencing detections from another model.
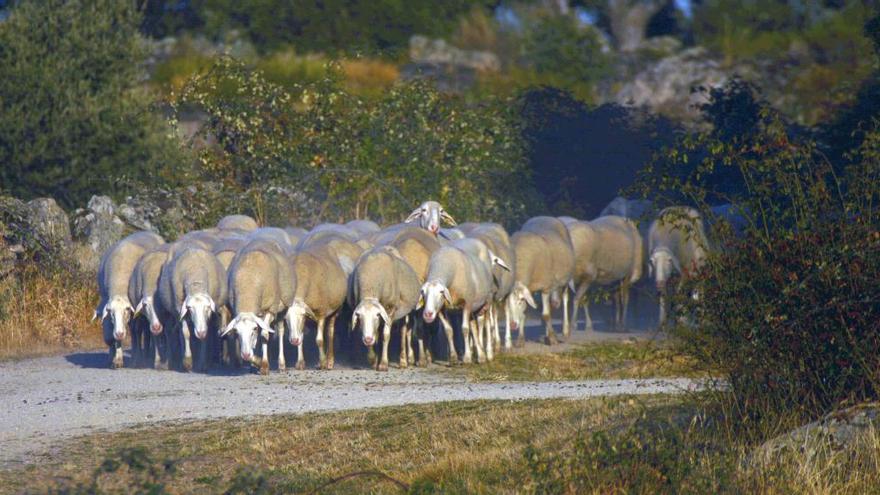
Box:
left=408, top=35, right=500, bottom=72
left=72, top=195, right=125, bottom=262
left=636, top=35, right=682, bottom=58
left=25, top=198, right=71, bottom=248
left=118, top=196, right=160, bottom=232
left=614, top=47, right=733, bottom=124
left=747, top=402, right=880, bottom=469
left=600, top=196, right=653, bottom=220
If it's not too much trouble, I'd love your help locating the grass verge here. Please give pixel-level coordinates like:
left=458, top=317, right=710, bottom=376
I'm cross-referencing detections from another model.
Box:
left=446, top=340, right=703, bottom=382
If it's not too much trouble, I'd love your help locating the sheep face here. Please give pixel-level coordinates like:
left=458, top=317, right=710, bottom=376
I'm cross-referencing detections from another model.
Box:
left=101, top=295, right=133, bottom=342
left=507, top=282, right=537, bottom=332
left=352, top=299, right=390, bottom=346
left=134, top=296, right=163, bottom=335
left=285, top=300, right=314, bottom=347
left=649, top=249, right=679, bottom=292
left=419, top=280, right=451, bottom=324
left=180, top=294, right=216, bottom=340
left=405, top=201, right=456, bottom=235
left=223, top=313, right=272, bottom=363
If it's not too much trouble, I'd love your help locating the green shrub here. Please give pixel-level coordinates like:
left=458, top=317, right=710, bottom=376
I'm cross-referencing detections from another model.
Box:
left=0, top=0, right=184, bottom=208
left=635, top=81, right=880, bottom=424
left=172, top=57, right=541, bottom=227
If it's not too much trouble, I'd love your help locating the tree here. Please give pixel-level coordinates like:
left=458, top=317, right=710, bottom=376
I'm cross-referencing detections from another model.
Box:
left=0, top=0, right=183, bottom=208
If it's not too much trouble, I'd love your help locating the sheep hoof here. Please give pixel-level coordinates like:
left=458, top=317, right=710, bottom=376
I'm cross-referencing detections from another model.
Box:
left=417, top=358, right=428, bottom=368
left=182, top=357, right=193, bottom=372
left=377, top=362, right=389, bottom=372
left=278, top=363, right=286, bottom=372
left=110, top=359, right=123, bottom=370
left=514, top=339, right=525, bottom=348
left=294, top=360, right=306, bottom=371
left=154, top=361, right=168, bottom=371
left=259, top=362, right=269, bottom=375
left=399, top=360, right=408, bottom=369
left=462, top=355, right=473, bottom=365
left=544, top=334, right=558, bottom=346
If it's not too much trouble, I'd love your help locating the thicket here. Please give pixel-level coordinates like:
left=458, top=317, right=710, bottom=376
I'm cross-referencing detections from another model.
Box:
left=0, top=0, right=184, bottom=208
left=170, top=57, right=541, bottom=228
left=634, top=78, right=880, bottom=424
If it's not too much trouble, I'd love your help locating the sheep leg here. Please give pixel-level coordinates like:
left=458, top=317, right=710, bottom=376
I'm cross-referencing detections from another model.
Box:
left=367, top=345, right=377, bottom=368
left=180, top=320, right=193, bottom=371
left=295, top=337, right=306, bottom=371
left=378, top=320, right=391, bottom=372
left=658, top=289, right=667, bottom=327
left=406, top=318, right=416, bottom=366
left=276, top=319, right=286, bottom=372
left=326, top=315, right=337, bottom=370
left=561, top=288, right=571, bottom=339
left=620, top=283, right=630, bottom=331
left=260, top=338, right=270, bottom=375
left=503, top=301, right=513, bottom=351
left=197, top=335, right=209, bottom=372
left=479, top=313, right=491, bottom=362
left=399, top=318, right=409, bottom=369
left=571, top=282, right=587, bottom=333
left=438, top=312, right=458, bottom=365
left=461, top=308, right=473, bottom=364
left=491, top=304, right=501, bottom=352
left=542, top=292, right=558, bottom=345
left=130, top=319, right=141, bottom=368
left=316, top=319, right=327, bottom=370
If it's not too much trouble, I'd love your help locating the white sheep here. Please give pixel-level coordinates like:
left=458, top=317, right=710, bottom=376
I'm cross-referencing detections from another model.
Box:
left=507, top=217, right=575, bottom=346
left=462, top=223, right=516, bottom=351
left=95, top=231, right=164, bottom=369
left=349, top=246, right=421, bottom=370
left=157, top=243, right=228, bottom=372
left=285, top=242, right=349, bottom=370
left=217, top=214, right=259, bottom=231
left=245, top=227, right=296, bottom=255
left=420, top=243, right=494, bottom=364
left=648, top=206, right=709, bottom=324
left=222, top=240, right=296, bottom=374
left=404, top=200, right=457, bottom=236
left=128, top=244, right=171, bottom=368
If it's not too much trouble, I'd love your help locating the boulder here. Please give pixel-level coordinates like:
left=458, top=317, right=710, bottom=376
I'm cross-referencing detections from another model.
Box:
left=747, top=402, right=880, bottom=469
left=408, top=35, right=500, bottom=72
left=614, top=47, right=733, bottom=124
left=25, top=197, right=71, bottom=248
left=72, top=195, right=125, bottom=260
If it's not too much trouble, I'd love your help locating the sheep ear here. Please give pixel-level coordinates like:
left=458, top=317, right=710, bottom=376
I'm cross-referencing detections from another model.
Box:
left=179, top=301, right=188, bottom=321
left=417, top=292, right=425, bottom=309
left=520, top=286, right=537, bottom=309
left=256, top=316, right=274, bottom=334
left=378, top=304, right=391, bottom=328
left=209, top=298, right=216, bottom=313
left=134, top=300, right=144, bottom=316
left=351, top=312, right=359, bottom=330
left=440, top=209, right=457, bottom=226
left=405, top=208, right=422, bottom=223
left=442, top=287, right=452, bottom=304
left=303, top=304, right=317, bottom=320
left=221, top=316, right=237, bottom=337
left=671, top=256, right=682, bottom=274
left=647, top=259, right=654, bottom=277
left=568, top=279, right=575, bottom=292
left=101, top=305, right=111, bottom=322
left=92, top=308, right=101, bottom=323
left=490, top=251, right=511, bottom=272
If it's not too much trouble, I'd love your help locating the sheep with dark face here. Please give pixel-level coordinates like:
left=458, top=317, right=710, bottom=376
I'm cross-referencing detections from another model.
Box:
left=507, top=217, right=575, bottom=346
left=648, top=207, right=709, bottom=324
left=222, top=240, right=296, bottom=374
left=128, top=244, right=171, bottom=368
left=95, top=231, right=164, bottom=369
left=157, top=243, right=228, bottom=372
left=349, top=246, right=421, bottom=370
left=420, top=243, right=494, bottom=364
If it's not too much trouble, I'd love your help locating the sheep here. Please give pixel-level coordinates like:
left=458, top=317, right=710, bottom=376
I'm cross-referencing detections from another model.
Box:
left=447, top=238, right=510, bottom=361
left=648, top=207, right=709, bottom=325
left=600, top=197, right=653, bottom=221
left=507, top=216, right=575, bottom=346
left=212, top=237, right=247, bottom=272
left=298, top=231, right=364, bottom=277
left=305, top=223, right=360, bottom=243
left=346, top=219, right=381, bottom=237
left=95, top=231, right=164, bottom=368
left=349, top=246, right=421, bottom=370
left=574, top=215, right=644, bottom=328
left=157, top=243, right=228, bottom=372
left=404, top=200, right=457, bottom=236
left=217, top=214, right=259, bottom=231
left=463, top=223, right=516, bottom=352
left=420, top=243, right=495, bottom=364
left=128, top=244, right=171, bottom=368
left=245, top=227, right=296, bottom=255
left=177, top=229, right=222, bottom=250
left=285, top=243, right=349, bottom=370
left=439, top=227, right=466, bottom=241
left=221, top=240, right=296, bottom=374
left=283, top=227, right=309, bottom=246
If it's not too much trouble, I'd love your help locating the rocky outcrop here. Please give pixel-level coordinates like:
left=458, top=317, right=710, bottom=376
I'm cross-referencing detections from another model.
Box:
left=402, top=35, right=500, bottom=93
left=25, top=198, right=71, bottom=248
left=614, top=47, right=737, bottom=124
left=747, top=403, right=880, bottom=469
left=72, top=196, right=126, bottom=264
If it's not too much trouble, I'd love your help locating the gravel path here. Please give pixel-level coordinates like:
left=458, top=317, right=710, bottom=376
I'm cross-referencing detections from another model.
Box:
left=0, top=348, right=702, bottom=467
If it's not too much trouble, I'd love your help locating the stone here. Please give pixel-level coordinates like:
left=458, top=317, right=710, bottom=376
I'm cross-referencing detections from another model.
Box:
left=72, top=195, right=125, bottom=259
left=25, top=197, right=71, bottom=247
left=408, top=35, right=500, bottom=72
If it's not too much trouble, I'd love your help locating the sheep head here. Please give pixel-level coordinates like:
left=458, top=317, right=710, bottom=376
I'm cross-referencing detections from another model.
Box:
left=285, top=299, right=315, bottom=347
left=419, top=280, right=451, bottom=324
left=179, top=293, right=216, bottom=340
left=134, top=296, right=163, bottom=335
left=649, top=247, right=680, bottom=292
left=100, top=295, right=134, bottom=342
left=507, top=282, right=536, bottom=332
left=405, top=201, right=456, bottom=235
left=222, top=312, right=272, bottom=363
left=352, top=298, right=391, bottom=347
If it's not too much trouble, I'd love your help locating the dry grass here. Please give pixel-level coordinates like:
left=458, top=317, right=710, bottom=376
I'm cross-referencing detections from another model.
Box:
left=449, top=340, right=702, bottom=382
left=0, top=263, right=101, bottom=359
left=341, top=58, right=399, bottom=96
left=0, top=396, right=656, bottom=494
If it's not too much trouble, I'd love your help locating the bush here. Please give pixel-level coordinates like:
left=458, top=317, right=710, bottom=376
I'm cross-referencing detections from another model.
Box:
left=173, top=57, right=540, bottom=227
left=635, top=81, right=880, bottom=422
left=0, top=0, right=184, bottom=208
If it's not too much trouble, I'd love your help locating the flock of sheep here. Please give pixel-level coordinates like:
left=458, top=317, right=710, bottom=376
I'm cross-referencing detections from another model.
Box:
left=95, top=200, right=709, bottom=373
